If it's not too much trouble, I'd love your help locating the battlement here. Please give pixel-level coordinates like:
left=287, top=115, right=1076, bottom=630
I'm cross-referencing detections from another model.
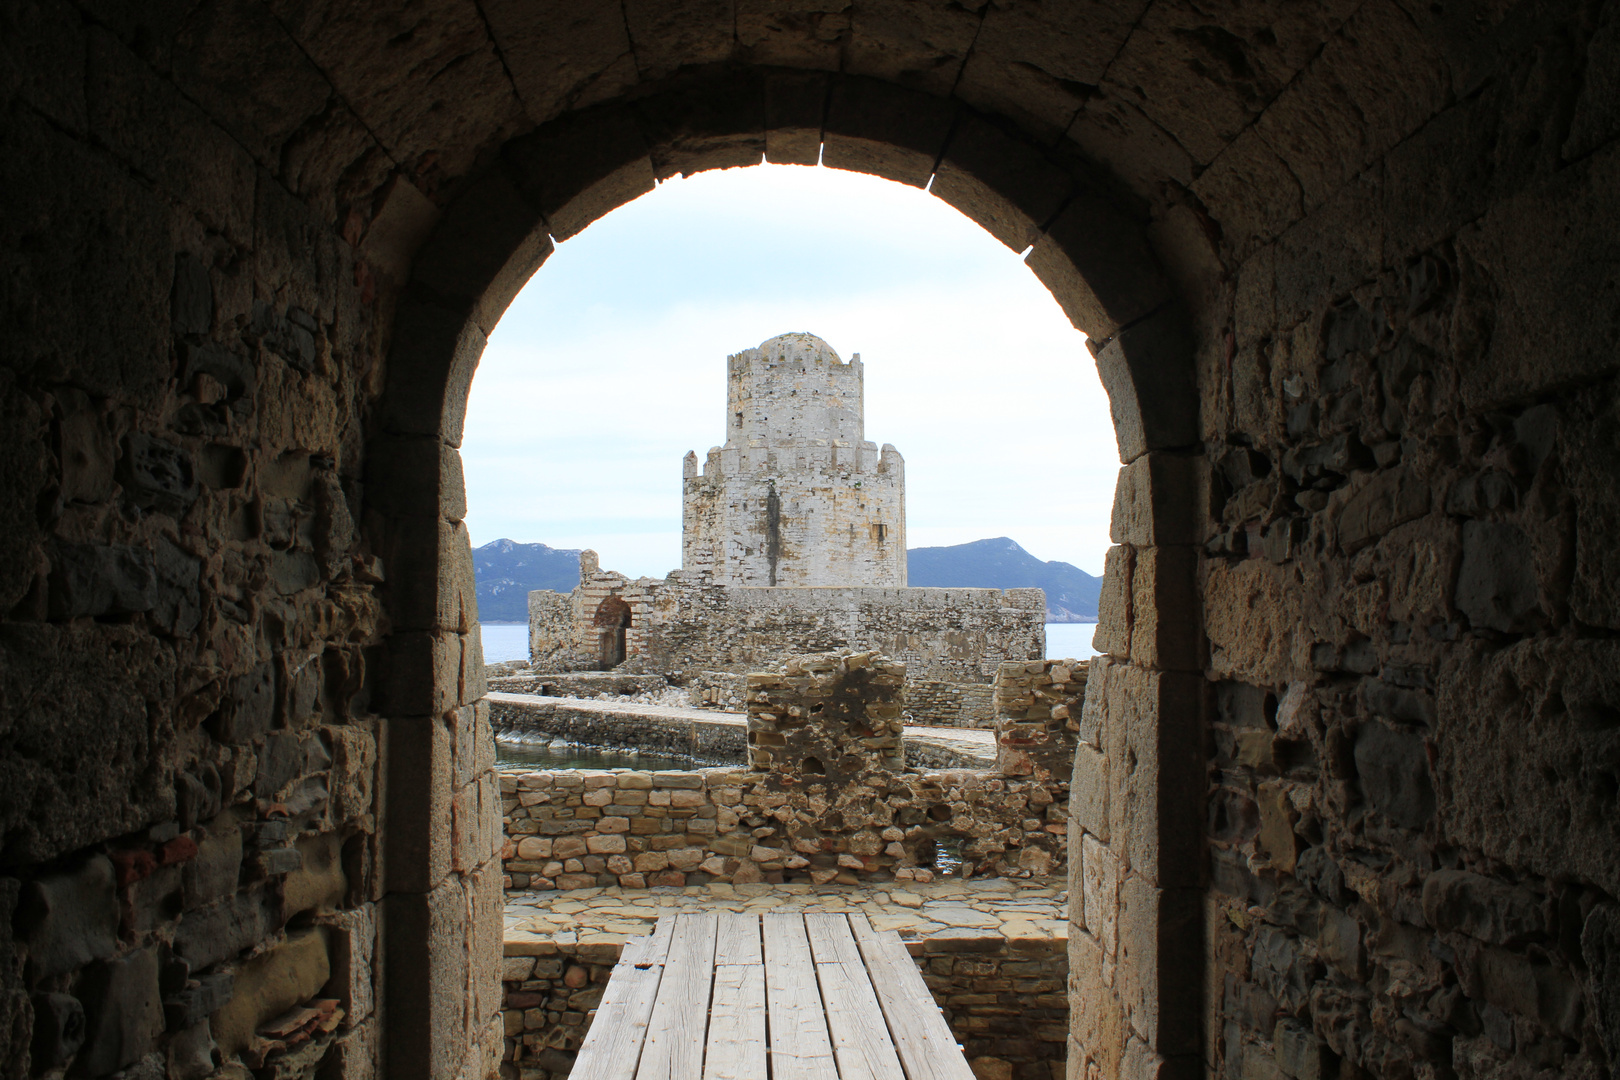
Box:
left=725, top=332, right=864, bottom=447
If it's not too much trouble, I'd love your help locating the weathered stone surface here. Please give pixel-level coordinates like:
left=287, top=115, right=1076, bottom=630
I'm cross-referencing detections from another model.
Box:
left=209, top=929, right=331, bottom=1056
left=75, top=947, right=163, bottom=1076
left=15, top=855, right=119, bottom=983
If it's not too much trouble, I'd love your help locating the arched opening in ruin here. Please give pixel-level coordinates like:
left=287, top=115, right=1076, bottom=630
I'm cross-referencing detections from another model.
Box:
left=592, top=596, right=633, bottom=670
left=371, top=65, right=1202, bottom=1080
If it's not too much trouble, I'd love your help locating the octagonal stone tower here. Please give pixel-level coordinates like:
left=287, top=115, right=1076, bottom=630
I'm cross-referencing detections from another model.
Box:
left=682, top=332, right=907, bottom=586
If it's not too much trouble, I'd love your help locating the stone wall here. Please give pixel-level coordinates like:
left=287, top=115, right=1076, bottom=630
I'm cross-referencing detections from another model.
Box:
left=487, top=672, right=669, bottom=698
left=682, top=332, right=907, bottom=588
left=629, top=578, right=1047, bottom=682
left=500, top=765, right=1068, bottom=890
left=531, top=564, right=1045, bottom=685
left=499, top=941, right=615, bottom=1080
left=746, top=651, right=907, bottom=778
left=8, top=4, right=1620, bottom=1080
left=908, top=679, right=997, bottom=728
left=487, top=694, right=748, bottom=762
left=995, top=659, right=1088, bottom=783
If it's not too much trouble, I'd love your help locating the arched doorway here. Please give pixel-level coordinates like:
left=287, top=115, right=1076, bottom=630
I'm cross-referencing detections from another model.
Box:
left=593, top=595, right=633, bottom=669
left=369, top=66, right=1202, bottom=1080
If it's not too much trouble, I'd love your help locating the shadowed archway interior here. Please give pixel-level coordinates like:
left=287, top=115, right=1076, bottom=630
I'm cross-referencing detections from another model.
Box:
left=2, top=4, right=1618, bottom=1080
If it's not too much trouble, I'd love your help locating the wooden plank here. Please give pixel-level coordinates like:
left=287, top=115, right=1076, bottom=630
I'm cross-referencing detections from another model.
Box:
left=850, top=916, right=976, bottom=1080
left=713, top=911, right=763, bottom=966
left=702, top=961, right=766, bottom=1080
left=571, top=916, right=678, bottom=1080
left=763, top=913, right=839, bottom=1080
left=805, top=914, right=906, bottom=1080
left=638, top=913, right=719, bottom=1080
left=803, top=912, right=865, bottom=966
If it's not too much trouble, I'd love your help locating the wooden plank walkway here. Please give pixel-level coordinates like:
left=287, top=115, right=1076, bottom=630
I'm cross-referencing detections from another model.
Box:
left=574, top=912, right=976, bottom=1080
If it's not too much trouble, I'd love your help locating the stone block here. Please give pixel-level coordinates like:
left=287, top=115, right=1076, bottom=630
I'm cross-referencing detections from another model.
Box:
left=15, top=854, right=119, bottom=982
left=386, top=876, right=470, bottom=1080
left=411, top=166, right=551, bottom=335
left=75, top=947, right=163, bottom=1076
left=1421, top=870, right=1545, bottom=946
left=386, top=715, right=453, bottom=893
left=46, top=541, right=157, bottom=620
left=1455, top=520, right=1542, bottom=633
left=283, top=830, right=347, bottom=918
left=376, top=290, right=488, bottom=446
left=1111, top=454, right=1201, bottom=547
left=1082, top=835, right=1119, bottom=957
left=1094, top=547, right=1134, bottom=661
left=635, top=70, right=766, bottom=180
left=1353, top=722, right=1435, bottom=829
left=1582, top=902, right=1620, bottom=1066
left=1072, top=744, right=1110, bottom=844
left=822, top=75, right=956, bottom=188
left=30, top=991, right=85, bottom=1070
left=1128, top=546, right=1201, bottom=672
left=173, top=886, right=280, bottom=970
left=376, top=632, right=466, bottom=719
left=1273, top=1019, right=1327, bottom=1080
left=764, top=69, right=827, bottom=165
left=211, top=928, right=331, bottom=1056
left=1118, top=877, right=1200, bottom=1057
left=313, top=904, right=376, bottom=1025
left=506, top=103, right=655, bottom=240
left=363, top=437, right=468, bottom=523
left=1092, top=312, right=1200, bottom=465
left=1026, top=194, right=1170, bottom=344
left=931, top=114, right=1073, bottom=252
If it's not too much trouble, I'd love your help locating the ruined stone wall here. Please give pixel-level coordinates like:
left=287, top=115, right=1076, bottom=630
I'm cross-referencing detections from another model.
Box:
left=527, top=551, right=658, bottom=672
left=627, top=577, right=1047, bottom=682
left=745, top=651, right=907, bottom=778
left=907, top=679, right=997, bottom=728
left=995, top=659, right=1087, bottom=782
left=681, top=332, right=906, bottom=587
left=500, top=765, right=1068, bottom=890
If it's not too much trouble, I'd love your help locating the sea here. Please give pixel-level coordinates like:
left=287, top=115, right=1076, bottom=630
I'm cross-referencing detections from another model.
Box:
left=478, top=621, right=1099, bottom=665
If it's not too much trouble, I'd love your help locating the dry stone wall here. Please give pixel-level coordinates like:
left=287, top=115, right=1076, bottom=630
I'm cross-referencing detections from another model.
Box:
left=499, top=765, right=1068, bottom=889
left=500, top=653, right=1075, bottom=890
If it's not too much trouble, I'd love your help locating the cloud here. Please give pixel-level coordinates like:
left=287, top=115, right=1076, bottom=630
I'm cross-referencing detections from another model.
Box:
left=461, top=164, right=1117, bottom=577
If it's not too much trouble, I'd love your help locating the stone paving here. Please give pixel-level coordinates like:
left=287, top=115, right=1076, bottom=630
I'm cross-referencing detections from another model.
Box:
left=502, top=877, right=1068, bottom=953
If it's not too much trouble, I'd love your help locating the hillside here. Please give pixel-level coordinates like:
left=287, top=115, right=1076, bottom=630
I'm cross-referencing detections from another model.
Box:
left=472, top=540, right=583, bottom=622
left=906, top=537, right=1101, bottom=622
left=473, top=535, right=1101, bottom=623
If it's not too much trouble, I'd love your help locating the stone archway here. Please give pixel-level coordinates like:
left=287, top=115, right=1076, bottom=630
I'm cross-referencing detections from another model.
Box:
left=367, top=67, right=1204, bottom=1080
left=593, top=595, right=633, bottom=670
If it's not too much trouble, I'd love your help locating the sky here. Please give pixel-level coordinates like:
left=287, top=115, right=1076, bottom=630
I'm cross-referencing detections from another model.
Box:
left=461, top=163, right=1120, bottom=578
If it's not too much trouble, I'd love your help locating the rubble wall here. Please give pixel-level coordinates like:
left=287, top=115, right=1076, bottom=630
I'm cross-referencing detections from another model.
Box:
left=500, top=765, right=1069, bottom=891
left=626, top=578, right=1047, bottom=682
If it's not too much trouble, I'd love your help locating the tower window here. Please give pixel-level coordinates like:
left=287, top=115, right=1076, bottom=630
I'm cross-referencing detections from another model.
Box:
left=872, top=523, right=887, bottom=542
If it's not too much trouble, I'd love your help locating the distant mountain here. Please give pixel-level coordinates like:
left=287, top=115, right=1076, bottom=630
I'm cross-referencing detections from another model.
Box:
left=473, top=535, right=1100, bottom=623
left=906, top=537, right=1100, bottom=622
left=472, top=540, right=582, bottom=622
